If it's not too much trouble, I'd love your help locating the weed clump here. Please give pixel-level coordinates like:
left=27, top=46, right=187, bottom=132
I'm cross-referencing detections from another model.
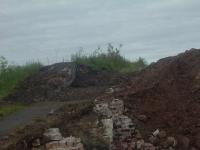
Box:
left=71, top=44, right=147, bottom=73
left=0, top=57, right=42, bottom=99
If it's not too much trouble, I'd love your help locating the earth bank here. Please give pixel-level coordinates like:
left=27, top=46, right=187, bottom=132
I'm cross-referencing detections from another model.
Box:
left=0, top=49, right=200, bottom=150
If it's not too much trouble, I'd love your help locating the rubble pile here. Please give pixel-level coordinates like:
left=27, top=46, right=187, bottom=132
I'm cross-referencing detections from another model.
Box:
left=8, top=62, right=76, bottom=102
left=2, top=49, right=200, bottom=150
left=7, top=63, right=125, bottom=103
left=31, top=128, right=84, bottom=150
left=94, top=90, right=180, bottom=150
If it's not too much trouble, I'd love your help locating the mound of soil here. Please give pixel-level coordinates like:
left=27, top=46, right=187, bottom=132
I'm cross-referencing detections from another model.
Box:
left=7, top=63, right=126, bottom=103
left=115, top=49, right=200, bottom=149
left=2, top=49, right=200, bottom=149
left=71, top=64, right=126, bottom=87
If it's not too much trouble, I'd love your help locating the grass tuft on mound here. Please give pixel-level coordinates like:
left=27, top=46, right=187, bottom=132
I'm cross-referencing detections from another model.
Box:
left=0, top=56, right=42, bottom=99
left=71, top=44, right=147, bottom=73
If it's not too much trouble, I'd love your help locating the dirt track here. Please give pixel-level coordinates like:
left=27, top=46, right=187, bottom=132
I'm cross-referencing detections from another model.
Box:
left=0, top=101, right=81, bottom=137
left=0, top=63, right=125, bottom=136
left=3, top=49, right=200, bottom=149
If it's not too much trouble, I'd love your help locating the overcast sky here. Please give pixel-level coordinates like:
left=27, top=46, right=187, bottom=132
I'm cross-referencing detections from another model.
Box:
left=0, top=0, right=200, bottom=65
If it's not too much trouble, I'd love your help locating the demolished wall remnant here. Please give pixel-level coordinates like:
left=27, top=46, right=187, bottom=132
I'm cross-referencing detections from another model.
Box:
left=109, top=99, right=124, bottom=117
left=94, top=100, right=112, bottom=118
left=94, top=89, right=179, bottom=150
left=32, top=128, right=84, bottom=150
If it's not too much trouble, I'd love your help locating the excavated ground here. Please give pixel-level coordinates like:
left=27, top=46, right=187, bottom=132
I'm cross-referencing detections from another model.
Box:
left=112, top=48, right=200, bottom=149
left=1, top=49, right=200, bottom=150
left=7, top=63, right=127, bottom=103
left=0, top=63, right=129, bottom=150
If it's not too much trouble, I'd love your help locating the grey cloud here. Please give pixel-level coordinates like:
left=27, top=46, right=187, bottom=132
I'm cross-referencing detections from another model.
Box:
left=0, top=0, right=200, bottom=64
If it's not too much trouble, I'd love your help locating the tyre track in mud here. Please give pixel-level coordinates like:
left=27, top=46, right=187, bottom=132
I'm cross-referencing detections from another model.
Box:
left=0, top=100, right=88, bottom=137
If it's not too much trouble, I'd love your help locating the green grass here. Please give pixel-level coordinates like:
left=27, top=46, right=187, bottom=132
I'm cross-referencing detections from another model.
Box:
left=0, top=62, right=42, bottom=99
left=0, top=103, right=25, bottom=117
left=71, top=44, right=147, bottom=73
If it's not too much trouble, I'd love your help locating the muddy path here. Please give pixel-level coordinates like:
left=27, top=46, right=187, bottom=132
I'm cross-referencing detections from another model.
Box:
left=0, top=101, right=87, bottom=137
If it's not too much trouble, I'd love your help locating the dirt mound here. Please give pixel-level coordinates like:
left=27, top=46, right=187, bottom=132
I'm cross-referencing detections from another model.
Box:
left=114, top=49, right=200, bottom=149
left=71, top=64, right=127, bottom=87
left=7, top=63, right=125, bottom=103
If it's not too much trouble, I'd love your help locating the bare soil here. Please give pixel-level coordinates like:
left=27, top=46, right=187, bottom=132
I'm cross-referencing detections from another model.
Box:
left=6, top=63, right=126, bottom=103
left=1, top=49, right=200, bottom=149
left=113, top=48, right=200, bottom=149
left=0, top=63, right=126, bottom=149
left=0, top=101, right=66, bottom=137
left=0, top=101, right=107, bottom=150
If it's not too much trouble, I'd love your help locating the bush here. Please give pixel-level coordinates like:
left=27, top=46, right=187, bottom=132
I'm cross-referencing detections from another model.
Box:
left=0, top=58, right=42, bottom=99
left=71, top=44, right=147, bottom=72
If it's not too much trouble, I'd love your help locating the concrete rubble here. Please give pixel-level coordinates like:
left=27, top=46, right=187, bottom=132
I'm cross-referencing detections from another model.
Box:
left=31, top=87, right=181, bottom=150
left=94, top=88, right=179, bottom=150
left=32, top=128, right=84, bottom=150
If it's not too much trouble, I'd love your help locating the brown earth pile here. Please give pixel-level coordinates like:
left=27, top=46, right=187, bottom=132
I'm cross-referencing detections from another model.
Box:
left=114, top=48, right=200, bottom=149
left=7, top=62, right=126, bottom=103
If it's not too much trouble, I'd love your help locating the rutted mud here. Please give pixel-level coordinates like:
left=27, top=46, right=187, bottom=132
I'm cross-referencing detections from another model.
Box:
left=0, top=101, right=65, bottom=136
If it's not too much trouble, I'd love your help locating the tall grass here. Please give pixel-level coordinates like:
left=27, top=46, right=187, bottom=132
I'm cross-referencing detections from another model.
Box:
left=0, top=57, right=42, bottom=99
left=71, top=44, right=147, bottom=72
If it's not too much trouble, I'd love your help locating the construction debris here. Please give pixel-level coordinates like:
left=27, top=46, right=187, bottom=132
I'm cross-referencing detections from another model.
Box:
left=43, top=128, right=63, bottom=142
left=32, top=128, right=84, bottom=150
left=94, top=90, right=180, bottom=150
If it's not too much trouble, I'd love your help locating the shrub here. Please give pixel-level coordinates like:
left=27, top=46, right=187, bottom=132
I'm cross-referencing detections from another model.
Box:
left=0, top=58, right=42, bottom=99
left=71, top=44, right=147, bottom=72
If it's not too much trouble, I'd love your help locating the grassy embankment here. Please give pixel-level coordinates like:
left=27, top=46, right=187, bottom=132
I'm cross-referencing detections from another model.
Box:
left=71, top=44, right=147, bottom=73
left=0, top=45, right=147, bottom=117
left=0, top=56, right=42, bottom=117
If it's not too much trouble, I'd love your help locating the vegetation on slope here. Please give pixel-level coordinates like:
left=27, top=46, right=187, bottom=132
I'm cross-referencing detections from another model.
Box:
left=71, top=44, right=147, bottom=73
left=0, top=56, right=42, bottom=99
